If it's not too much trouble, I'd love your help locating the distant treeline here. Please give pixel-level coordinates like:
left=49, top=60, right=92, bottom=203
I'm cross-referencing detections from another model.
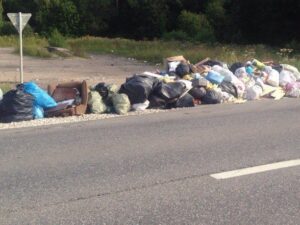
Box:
left=1, top=0, right=300, bottom=46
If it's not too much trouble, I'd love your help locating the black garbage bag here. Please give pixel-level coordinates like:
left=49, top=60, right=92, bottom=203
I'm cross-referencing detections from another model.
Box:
left=148, top=94, right=167, bottom=109
left=201, top=90, right=222, bottom=104
left=154, top=82, right=186, bottom=102
left=149, top=91, right=194, bottom=109
left=230, top=62, right=244, bottom=74
left=94, top=82, right=108, bottom=98
left=202, top=60, right=223, bottom=67
left=149, top=82, right=187, bottom=109
left=189, top=87, right=207, bottom=99
left=171, top=93, right=195, bottom=108
left=0, top=88, right=34, bottom=123
left=175, top=62, right=190, bottom=78
left=119, top=75, right=161, bottom=104
left=219, top=81, right=238, bottom=98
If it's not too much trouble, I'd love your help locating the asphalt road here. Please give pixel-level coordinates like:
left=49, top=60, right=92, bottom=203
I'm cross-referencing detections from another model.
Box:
left=0, top=99, right=299, bottom=225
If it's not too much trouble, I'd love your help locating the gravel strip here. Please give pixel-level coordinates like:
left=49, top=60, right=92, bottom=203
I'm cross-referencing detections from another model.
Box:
left=0, top=109, right=166, bottom=130
left=0, top=99, right=251, bottom=130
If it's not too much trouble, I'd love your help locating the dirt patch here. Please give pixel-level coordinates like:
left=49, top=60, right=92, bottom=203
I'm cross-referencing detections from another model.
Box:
left=0, top=48, right=161, bottom=88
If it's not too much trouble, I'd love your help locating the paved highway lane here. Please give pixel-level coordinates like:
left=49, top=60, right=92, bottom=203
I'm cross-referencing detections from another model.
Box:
left=0, top=99, right=299, bottom=224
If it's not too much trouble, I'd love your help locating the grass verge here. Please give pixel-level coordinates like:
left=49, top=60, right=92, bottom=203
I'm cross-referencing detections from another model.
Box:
left=0, top=82, right=16, bottom=94
left=68, top=36, right=300, bottom=67
left=1, top=35, right=53, bottom=58
left=1, top=35, right=300, bottom=68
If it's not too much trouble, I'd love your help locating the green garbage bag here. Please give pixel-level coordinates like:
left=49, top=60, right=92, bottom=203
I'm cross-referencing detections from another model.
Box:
left=112, top=93, right=130, bottom=115
left=107, top=84, right=120, bottom=95
left=88, top=91, right=107, bottom=114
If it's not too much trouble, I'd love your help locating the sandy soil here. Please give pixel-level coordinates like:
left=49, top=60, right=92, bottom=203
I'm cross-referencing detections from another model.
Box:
left=0, top=48, right=160, bottom=88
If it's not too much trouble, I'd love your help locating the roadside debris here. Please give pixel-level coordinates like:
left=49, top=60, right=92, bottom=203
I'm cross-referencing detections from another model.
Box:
left=1, top=56, right=300, bottom=123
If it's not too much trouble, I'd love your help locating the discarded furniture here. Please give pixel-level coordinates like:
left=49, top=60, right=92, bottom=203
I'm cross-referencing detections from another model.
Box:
left=46, top=80, right=88, bottom=117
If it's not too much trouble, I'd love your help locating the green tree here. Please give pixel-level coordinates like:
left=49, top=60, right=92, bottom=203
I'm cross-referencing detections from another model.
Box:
left=205, top=0, right=227, bottom=40
left=0, top=0, right=3, bottom=27
left=35, top=0, right=79, bottom=36
left=73, top=0, right=116, bottom=36
left=177, top=10, right=215, bottom=42
left=116, top=0, right=169, bottom=39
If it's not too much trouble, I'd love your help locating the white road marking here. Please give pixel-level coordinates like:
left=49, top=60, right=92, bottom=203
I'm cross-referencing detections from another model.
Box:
left=210, top=159, right=300, bottom=180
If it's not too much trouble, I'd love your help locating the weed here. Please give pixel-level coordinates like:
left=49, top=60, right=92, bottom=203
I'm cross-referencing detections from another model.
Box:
left=1, top=35, right=300, bottom=70
left=68, top=37, right=300, bottom=68
left=48, top=29, right=67, bottom=48
left=0, top=82, right=15, bottom=94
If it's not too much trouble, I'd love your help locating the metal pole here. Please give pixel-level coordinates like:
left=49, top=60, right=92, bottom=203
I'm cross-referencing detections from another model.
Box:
left=19, top=12, right=23, bottom=83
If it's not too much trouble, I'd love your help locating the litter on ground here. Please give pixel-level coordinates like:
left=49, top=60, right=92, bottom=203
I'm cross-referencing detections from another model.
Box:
left=1, top=56, right=300, bottom=124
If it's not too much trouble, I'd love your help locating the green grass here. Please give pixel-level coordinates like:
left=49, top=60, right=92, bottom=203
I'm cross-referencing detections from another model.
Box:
left=0, top=82, right=16, bottom=94
left=22, top=45, right=52, bottom=58
left=68, top=36, right=300, bottom=67
left=18, top=36, right=51, bottom=58
left=0, top=35, right=52, bottom=58
left=0, top=35, right=18, bottom=47
left=1, top=35, right=300, bottom=69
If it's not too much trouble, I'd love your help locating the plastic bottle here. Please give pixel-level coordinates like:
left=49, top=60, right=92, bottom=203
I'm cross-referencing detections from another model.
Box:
left=252, top=59, right=266, bottom=70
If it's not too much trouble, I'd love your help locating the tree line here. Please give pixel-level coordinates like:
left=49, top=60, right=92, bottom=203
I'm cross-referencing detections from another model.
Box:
left=1, top=0, right=300, bottom=47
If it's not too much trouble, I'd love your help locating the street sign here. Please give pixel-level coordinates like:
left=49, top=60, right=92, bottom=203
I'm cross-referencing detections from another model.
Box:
left=7, top=12, right=31, bottom=83
left=7, top=13, right=31, bottom=33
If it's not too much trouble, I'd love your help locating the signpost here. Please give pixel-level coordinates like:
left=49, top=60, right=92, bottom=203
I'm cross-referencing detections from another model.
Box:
left=7, top=12, right=31, bottom=83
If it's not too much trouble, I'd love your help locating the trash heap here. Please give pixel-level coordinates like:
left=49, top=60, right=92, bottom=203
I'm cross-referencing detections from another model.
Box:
left=1, top=56, right=300, bottom=123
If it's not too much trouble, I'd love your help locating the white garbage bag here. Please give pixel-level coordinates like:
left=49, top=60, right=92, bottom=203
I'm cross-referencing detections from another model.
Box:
left=235, top=67, right=248, bottom=78
left=285, top=83, right=300, bottom=98
left=0, top=88, right=3, bottom=101
left=132, top=100, right=150, bottom=111
left=265, top=66, right=279, bottom=87
left=279, top=70, right=296, bottom=86
left=212, top=65, right=233, bottom=82
left=230, top=74, right=245, bottom=98
left=168, top=61, right=181, bottom=72
left=246, top=85, right=263, bottom=100
left=281, top=64, right=300, bottom=80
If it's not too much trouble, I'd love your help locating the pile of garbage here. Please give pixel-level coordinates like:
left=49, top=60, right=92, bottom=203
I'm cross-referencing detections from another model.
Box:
left=1, top=56, right=300, bottom=123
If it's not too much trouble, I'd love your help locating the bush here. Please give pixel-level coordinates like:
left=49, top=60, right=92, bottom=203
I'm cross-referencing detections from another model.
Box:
left=162, top=30, right=190, bottom=41
left=285, top=40, right=300, bottom=54
left=48, top=29, right=66, bottom=48
left=178, top=11, right=202, bottom=36
left=193, top=27, right=216, bottom=43
left=177, top=10, right=215, bottom=43
left=23, top=25, right=34, bottom=37
left=35, top=0, right=80, bottom=36
left=0, top=21, right=16, bottom=35
left=0, top=21, right=34, bottom=36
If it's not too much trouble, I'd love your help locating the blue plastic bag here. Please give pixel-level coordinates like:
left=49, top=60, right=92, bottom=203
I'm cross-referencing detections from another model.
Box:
left=23, top=82, right=57, bottom=109
left=246, top=66, right=254, bottom=76
left=33, top=104, right=44, bottom=119
left=206, top=71, right=225, bottom=85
